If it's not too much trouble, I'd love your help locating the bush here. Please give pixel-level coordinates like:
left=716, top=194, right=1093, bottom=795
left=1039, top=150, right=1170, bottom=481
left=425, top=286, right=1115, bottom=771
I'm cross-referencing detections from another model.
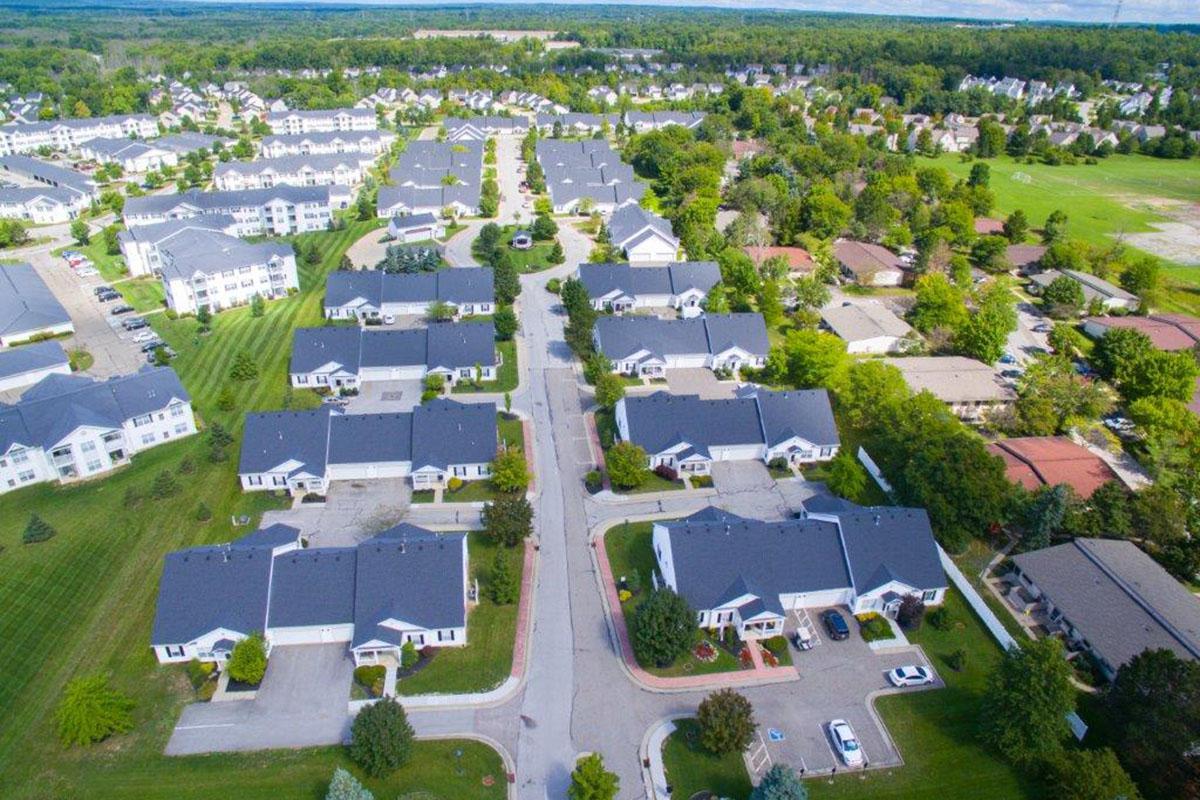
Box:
left=584, top=469, right=603, bottom=490
left=185, top=659, right=216, bottom=689
left=151, top=469, right=179, bottom=498
left=489, top=549, right=519, bottom=605
left=856, top=612, right=895, bottom=642
left=632, top=589, right=694, bottom=668
left=927, top=606, right=953, bottom=631
left=653, top=464, right=678, bottom=482
left=326, top=767, right=375, bottom=800
left=447, top=476, right=464, bottom=491
left=348, top=697, right=414, bottom=777
left=178, top=456, right=196, bottom=475
left=767, top=457, right=789, bottom=471
left=216, top=387, right=236, bottom=412
left=400, top=640, right=418, bottom=670
left=762, top=635, right=788, bottom=656
left=229, top=350, right=259, bottom=381
left=698, top=689, right=757, bottom=755
left=227, top=634, right=267, bottom=685
left=606, top=441, right=649, bottom=489
left=55, top=673, right=135, bottom=746
left=946, top=648, right=968, bottom=672
left=896, top=595, right=926, bottom=630
left=354, top=665, right=387, bottom=698
left=546, top=277, right=562, bottom=294
left=194, top=502, right=212, bottom=522
left=22, top=514, right=57, bottom=544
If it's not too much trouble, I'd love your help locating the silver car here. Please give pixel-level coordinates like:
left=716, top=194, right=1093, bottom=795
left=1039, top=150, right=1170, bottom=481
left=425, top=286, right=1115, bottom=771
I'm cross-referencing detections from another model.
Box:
left=888, top=665, right=933, bottom=687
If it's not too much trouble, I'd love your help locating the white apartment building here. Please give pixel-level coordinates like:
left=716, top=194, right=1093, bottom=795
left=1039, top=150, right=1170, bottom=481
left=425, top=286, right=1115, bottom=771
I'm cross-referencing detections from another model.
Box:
left=265, top=108, right=377, bottom=135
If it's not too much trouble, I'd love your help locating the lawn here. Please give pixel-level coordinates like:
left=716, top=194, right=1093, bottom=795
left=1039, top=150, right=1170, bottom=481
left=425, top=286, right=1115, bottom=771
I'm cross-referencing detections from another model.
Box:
left=48, top=740, right=508, bottom=800
left=471, top=224, right=561, bottom=273
left=0, top=219, right=390, bottom=797
left=809, top=588, right=1046, bottom=800
left=604, top=521, right=744, bottom=678
left=395, top=532, right=522, bottom=695
left=452, top=339, right=519, bottom=394
left=615, top=470, right=686, bottom=494
left=931, top=152, right=1200, bottom=312
left=118, top=276, right=167, bottom=313
left=661, top=718, right=754, bottom=800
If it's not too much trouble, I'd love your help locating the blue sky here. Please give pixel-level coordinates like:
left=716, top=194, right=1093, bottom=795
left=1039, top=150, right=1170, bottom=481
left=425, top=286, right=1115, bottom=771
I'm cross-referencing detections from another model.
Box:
left=273, top=0, right=1200, bottom=25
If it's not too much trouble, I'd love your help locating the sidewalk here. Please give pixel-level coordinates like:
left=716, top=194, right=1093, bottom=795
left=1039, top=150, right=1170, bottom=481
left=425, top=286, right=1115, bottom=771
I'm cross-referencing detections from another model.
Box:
left=592, top=522, right=798, bottom=692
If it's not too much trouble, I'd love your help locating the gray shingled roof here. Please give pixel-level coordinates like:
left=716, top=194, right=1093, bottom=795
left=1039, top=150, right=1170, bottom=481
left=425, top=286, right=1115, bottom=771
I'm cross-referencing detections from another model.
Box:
left=607, top=201, right=676, bottom=248
left=293, top=323, right=499, bottom=378
left=214, top=151, right=367, bottom=179
left=268, top=547, right=358, bottom=627
left=238, top=406, right=334, bottom=477
left=0, top=262, right=71, bottom=339
left=838, top=508, right=946, bottom=594
left=594, top=313, right=768, bottom=362
left=353, top=527, right=467, bottom=645
left=0, top=367, right=190, bottom=453
left=327, top=412, right=413, bottom=465
left=324, top=268, right=494, bottom=309
left=157, top=228, right=293, bottom=281
left=152, top=544, right=273, bottom=645
left=411, top=399, right=497, bottom=469
left=820, top=303, right=913, bottom=343
left=0, top=185, right=80, bottom=207
left=0, top=154, right=96, bottom=197
left=753, top=388, right=840, bottom=449
left=577, top=262, right=720, bottom=301
left=124, top=185, right=333, bottom=217
left=0, top=340, right=68, bottom=381
left=1012, top=538, right=1200, bottom=670
left=119, top=214, right=238, bottom=247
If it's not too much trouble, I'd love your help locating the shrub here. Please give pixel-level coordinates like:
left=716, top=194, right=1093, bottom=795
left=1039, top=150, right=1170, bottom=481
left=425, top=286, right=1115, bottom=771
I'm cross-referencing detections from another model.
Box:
left=22, top=514, right=56, bottom=544
left=762, top=636, right=788, bottom=657
left=348, top=697, right=414, bottom=777
left=177, top=456, right=196, bottom=475
left=400, top=640, right=418, bottom=670
left=55, top=673, right=135, bottom=746
left=896, top=595, right=926, bottom=630
left=194, top=502, right=212, bottom=522
left=927, top=606, right=953, bottom=631
left=653, top=464, right=678, bottom=482
left=489, top=549, right=519, bottom=605
left=568, top=752, right=619, bottom=800
left=584, top=470, right=603, bottom=490
left=353, top=665, right=387, bottom=698
left=618, top=589, right=632, bottom=603
left=546, top=277, right=562, bottom=294
left=326, top=767, right=375, bottom=800
left=151, top=469, right=179, bottom=498
left=229, top=350, right=259, bottom=381
left=856, top=612, right=894, bottom=642
left=185, top=659, right=216, bottom=689
left=216, top=387, right=236, bottom=412
left=946, top=648, right=968, bottom=672
left=632, top=589, right=695, bottom=668
left=767, top=457, right=789, bottom=471
left=698, top=689, right=757, bottom=755
left=491, top=448, right=530, bottom=493
left=606, top=441, right=649, bottom=489
left=227, top=634, right=267, bottom=685
left=447, top=476, right=464, bottom=491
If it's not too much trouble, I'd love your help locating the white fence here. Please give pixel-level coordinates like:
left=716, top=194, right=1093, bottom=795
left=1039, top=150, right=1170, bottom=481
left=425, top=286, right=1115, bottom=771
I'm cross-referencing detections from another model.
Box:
left=937, top=545, right=1019, bottom=651
left=857, top=446, right=893, bottom=495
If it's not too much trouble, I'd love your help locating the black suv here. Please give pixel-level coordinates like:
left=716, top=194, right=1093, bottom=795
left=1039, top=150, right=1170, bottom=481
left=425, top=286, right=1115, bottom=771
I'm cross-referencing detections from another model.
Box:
left=822, top=609, right=851, bottom=641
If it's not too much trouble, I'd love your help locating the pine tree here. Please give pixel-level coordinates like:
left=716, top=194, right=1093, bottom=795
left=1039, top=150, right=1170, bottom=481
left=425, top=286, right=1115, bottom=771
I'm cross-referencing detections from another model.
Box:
left=22, top=514, right=57, bottom=544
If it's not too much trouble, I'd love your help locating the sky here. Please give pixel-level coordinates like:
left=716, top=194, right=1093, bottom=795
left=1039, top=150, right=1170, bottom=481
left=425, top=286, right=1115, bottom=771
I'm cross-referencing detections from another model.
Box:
left=256, top=0, right=1200, bottom=25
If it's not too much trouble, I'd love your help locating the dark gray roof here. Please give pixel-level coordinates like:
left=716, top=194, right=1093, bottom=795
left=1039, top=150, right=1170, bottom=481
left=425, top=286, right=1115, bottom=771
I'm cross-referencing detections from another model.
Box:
left=268, top=547, right=358, bottom=627
left=262, top=130, right=391, bottom=149
left=1012, top=538, right=1200, bottom=669
left=119, top=214, right=238, bottom=246
left=594, top=313, right=768, bottom=362
left=577, top=262, right=720, bottom=301
left=152, top=544, right=273, bottom=644
left=324, top=268, right=493, bottom=309
left=390, top=212, right=439, bottom=230
left=0, top=262, right=71, bottom=339
left=214, top=152, right=366, bottom=179
left=353, top=527, right=467, bottom=645
left=238, top=406, right=333, bottom=476
left=124, top=185, right=333, bottom=218
left=232, top=523, right=301, bottom=550
left=327, top=412, right=413, bottom=465
left=607, top=201, right=676, bottom=248
left=0, top=367, right=190, bottom=453
left=0, top=340, right=69, bottom=381
left=837, top=508, right=946, bottom=594
left=158, top=228, right=293, bottom=280
left=267, top=107, right=374, bottom=124
left=0, top=154, right=95, bottom=197
left=621, top=388, right=838, bottom=457
left=0, top=185, right=80, bottom=207
left=411, top=399, right=497, bottom=469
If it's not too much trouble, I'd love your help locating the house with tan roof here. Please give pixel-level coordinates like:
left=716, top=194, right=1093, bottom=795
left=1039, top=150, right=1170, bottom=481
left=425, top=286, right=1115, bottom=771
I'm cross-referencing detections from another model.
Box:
left=833, top=240, right=908, bottom=287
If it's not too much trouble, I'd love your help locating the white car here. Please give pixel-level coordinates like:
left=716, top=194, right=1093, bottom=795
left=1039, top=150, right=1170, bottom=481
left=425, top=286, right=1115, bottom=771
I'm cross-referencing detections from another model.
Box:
left=76, top=267, right=99, bottom=277
left=828, top=719, right=864, bottom=767
left=382, top=314, right=396, bottom=325
left=131, top=330, right=157, bottom=343
left=888, top=665, right=933, bottom=687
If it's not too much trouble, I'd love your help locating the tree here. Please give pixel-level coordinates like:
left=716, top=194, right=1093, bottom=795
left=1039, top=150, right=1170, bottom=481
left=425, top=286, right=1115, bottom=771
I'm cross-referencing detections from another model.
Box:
left=1014, top=355, right=1114, bottom=435
left=151, top=468, right=179, bottom=498
left=697, top=689, right=756, bottom=755
left=1120, top=350, right=1200, bottom=404
left=792, top=275, right=830, bottom=312
left=548, top=241, right=565, bottom=265
left=750, top=763, right=808, bottom=800
left=22, top=513, right=57, bottom=544
left=493, top=258, right=521, bottom=305
left=971, top=235, right=1010, bottom=273
left=1003, top=209, right=1030, bottom=243
left=768, top=329, right=847, bottom=389
left=491, top=448, right=530, bottom=493
left=956, top=281, right=1017, bottom=365
left=229, top=350, right=259, bottom=381
left=1132, top=484, right=1188, bottom=547
left=631, top=588, right=694, bottom=668
left=101, top=224, right=121, bottom=256
left=355, top=192, right=374, bottom=222
left=70, top=219, right=90, bottom=245
left=425, top=299, right=456, bottom=322
left=605, top=441, right=648, bottom=489
left=1122, top=256, right=1162, bottom=309
left=227, top=634, right=267, bottom=685
left=489, top=549, right=519, bottom=605
left=196, top=304, right=212, bottom=330
left=593, top=371, right=625, bottom=409
left=896, top=595, right=926, bottom=630
left=1042, top=209, right=1069, bottom=244
left=825, top=449, right=868, bottom=502
left=348, top=698, right=414, bottom=778
left=568, top=753, right=619, bottom=800
left=1106, top=649, right=1200, bottom=800
left=560, top=277, right=591, bottom=318
left=326, top=767, right=375, bottom=800
left=1040, top=275, right=1085, bottom=318
left=55, top=673, right=134, bottom=746
left=494, top=306, right=518, bottom=340
left=909, top=273, right=967, bottom=333
left=531, top=213, right=558, bottom=241
left=482, top=492, right=533, bottom=547
left=1048, top=748, right=1142, bottom=800
left=250, top=293, right=265, bottom=318
left=980, top=638, right=1075, bottom=766
left=1092, top=328, right=1154, bottom=383
left=756, top=279, right=784, bottom=327
left=477, top=222, right=501, bottom=253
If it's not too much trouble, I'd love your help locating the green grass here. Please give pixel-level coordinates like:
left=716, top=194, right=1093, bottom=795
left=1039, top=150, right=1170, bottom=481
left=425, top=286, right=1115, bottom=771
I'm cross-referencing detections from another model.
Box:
left=615, top=470, right=686, bottom=494
left=452, top=339, right=518, bottom=394
left=54, top=237, right=128, bottom=281
left=810, top=588, right=1046, bottom=800
left=49, top=740, right=507, bottom=800
left=68, top=347, right=94, bottom=371
left=661, top=718, right=753, bottom=800
left=395, top=532, right=521, bottom=695
left=604, top=522, right=743, bottom=678
left=0, top=219, right=393, bottom=798
left=472, top=224, right=560, bottom=273
left=119, top=276, right=167, bottom=313
left=497, top=413, right=524, bottom=451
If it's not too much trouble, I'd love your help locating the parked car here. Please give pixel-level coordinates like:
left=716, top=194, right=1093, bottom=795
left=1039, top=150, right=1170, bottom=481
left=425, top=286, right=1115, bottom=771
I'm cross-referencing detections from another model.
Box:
left=97, top=291, right=120, bottom=302
left=93, top=285, right=113, bottom=296
left=139, top=338, right=164, bottom=352
left=383, top=314, right=396, bottom=325
left=1032, top=322, right=1053, bottom=333
left=790, top=629, right=814, bottom=651
left=61, top=249, right=81, bottom=260
left=887, top=665, right=934, bottom=687
left=1000, top=369, right=1023, bottom=380
left=145, top=346, right=176, bottom=363
left=131, top=330, right=157, bottom=343
left=76, top=267, right=99, bottom=278
left=821, top=609, right=850, bottom=641
left=123, top=317, right=149, bottom=331
left=828, top=719, right=864, bottom=767
left=110, top=304, right=135, bottom=315
left=999, top=353, right=1017, bottom=365
left=1104, top=416, right=1136, bottom=433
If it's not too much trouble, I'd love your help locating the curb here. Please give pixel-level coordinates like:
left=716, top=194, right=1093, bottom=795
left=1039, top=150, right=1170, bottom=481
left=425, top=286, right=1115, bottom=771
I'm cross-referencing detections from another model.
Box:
left=639, top=715, right=688, bottom=800
left=418, top=732, right=518, bottom=800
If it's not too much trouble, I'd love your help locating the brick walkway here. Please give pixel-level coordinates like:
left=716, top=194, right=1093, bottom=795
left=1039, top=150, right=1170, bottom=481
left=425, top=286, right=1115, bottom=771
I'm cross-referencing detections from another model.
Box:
left=593, top=532, right=797, bottom=691
left=510, top=539, right=536, bottom=679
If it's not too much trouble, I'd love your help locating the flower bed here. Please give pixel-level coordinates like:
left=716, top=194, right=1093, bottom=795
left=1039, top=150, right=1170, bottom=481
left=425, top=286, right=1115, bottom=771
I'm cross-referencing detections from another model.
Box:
left=692, top=640, right=718, bottom=663
left=856, top=612, right=897, bottom=642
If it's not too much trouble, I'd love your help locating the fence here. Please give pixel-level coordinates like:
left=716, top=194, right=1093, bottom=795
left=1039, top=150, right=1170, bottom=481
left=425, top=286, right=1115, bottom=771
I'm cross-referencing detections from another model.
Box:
left=937, top=545, right=1019, bottom=651
left=857, top=446, right=893, bottom=495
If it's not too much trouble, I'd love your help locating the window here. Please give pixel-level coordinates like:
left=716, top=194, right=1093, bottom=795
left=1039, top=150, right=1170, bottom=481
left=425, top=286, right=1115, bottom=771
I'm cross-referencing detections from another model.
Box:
left=11, top=448, right=28, bottom=465
left=133, top=414, right=152, bottom=427
left=247, top=475, right=263, bottom=486
left=922, top=590, right=938, bottom=603
left=170, top=404, right=186, bottom=418
left=81, top=441, right=96, bottom=454
left=174, top=423, right=189, bottom=435
left=18, top=470, right=35, bottom=482
left=85, top=459, right=102, bottom=473
left=141, top=433, right=156, bottom=445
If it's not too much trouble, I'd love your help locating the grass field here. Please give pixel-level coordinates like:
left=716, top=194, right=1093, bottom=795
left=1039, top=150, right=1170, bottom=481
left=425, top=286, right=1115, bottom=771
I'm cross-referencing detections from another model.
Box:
left=810, top=589, right=1045, bottom=800
left=931, top=152, right=1200, bottom=310
left=0, top=218, right=509, bottom=798
left=661, top=718, right=754, bottom=800
left=472, top=224, right=561, bottom=273
left=119, top=276, right=167, bottom=313
left=395, top=532, right=522, bottom=695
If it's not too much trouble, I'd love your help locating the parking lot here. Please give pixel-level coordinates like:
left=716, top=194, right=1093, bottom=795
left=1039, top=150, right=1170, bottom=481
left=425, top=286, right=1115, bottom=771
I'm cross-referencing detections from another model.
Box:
left=744, top=608, right=940, bottom=779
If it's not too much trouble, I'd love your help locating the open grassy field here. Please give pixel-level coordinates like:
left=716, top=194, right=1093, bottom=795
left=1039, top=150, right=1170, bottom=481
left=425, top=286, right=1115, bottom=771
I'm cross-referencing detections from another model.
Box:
left=931, top=152, right=1200, bottom=310
left=810, top=588, right=1046, bottom=800
left=395, top=532, right=522, bottom=695
left=0, top=218, right=509, bottom=797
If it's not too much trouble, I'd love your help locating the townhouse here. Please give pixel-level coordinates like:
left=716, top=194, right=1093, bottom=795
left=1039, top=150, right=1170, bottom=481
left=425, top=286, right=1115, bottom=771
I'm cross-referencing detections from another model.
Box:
left=265, top=108, right=377, bottom=135
left=0, top=155, right=98, bottom=200
left=118, top=215, right=241, bottom=277
left=0, top=185, right=89, bottom=224
left=212, top=153, right=367, bottom=199
left=1028, top=269, right=1139, bottom=312
left=324, top=268, right=494, bottom=320
left=833, top=240, right=909, bottom=287
left=289, top=322, right=497, bottom=389
left=77, top=138, right=178, bottom=173
left=123, top=186, right=337, bottom=235
left=534, top=112, right=620, bottom=135
left=0, top=340, right=71, bottom=393
left=607, top=201, right=680, bottom=265
left=577, top=261, right=721, bottom=316
left=0, top=114, right=158, bottom=156
left=0, top=367, right=196, bottom=494
left=820, top=302, right=917, bottom=354
left=259, top=130, right=397, bottom=158
left=536, top=139, right=646, bottom=214
left=654, top=506, right=946, bottom=639
left=883, top=356, right=1016, bottom=421
left=153, top=227, right=298, bottom=315
left=443, top=116, right=529, bottom=141
left=615, top=387, right=840, bottom=475
left=594, top=313, right=768, bottom=377
left=152, top=523, right=469, bottom=667
left=238, top=399, right=498, bottom=494
left=378, top=140, right=483, bottom=217
left=623, top=110, right=707, bottom=132
left=0, top=262, right=74, bottom=347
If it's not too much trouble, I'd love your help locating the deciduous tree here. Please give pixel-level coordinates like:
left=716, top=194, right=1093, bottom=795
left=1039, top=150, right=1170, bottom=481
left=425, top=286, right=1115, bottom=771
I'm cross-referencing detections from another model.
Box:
left=632, top=588, right=694, bottom=668
left=348, top=698, right=414, bottom=778
left=697, top=689, right=756, bottom=755
left=980, top=638, right=1075, bottom=766
left=55, top=673, right=134, bottom=746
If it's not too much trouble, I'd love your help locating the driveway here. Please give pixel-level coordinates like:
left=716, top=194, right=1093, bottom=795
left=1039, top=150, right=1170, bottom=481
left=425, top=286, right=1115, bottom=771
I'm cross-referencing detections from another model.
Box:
left=708, top=461, right=813, bottom=520
left=666, top=368, right=737, bottom=399
left=343, top=225, right=394, bottom=268
left=345, top=379, right=425, bottom=412
left=260, top=478, right=411, bottom=548
left=166, top=644, right=355, bottom=755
